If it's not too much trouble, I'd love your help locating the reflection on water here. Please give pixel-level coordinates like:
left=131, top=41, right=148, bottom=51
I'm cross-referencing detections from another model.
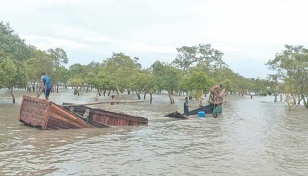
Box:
left=0, top=89, right=307, bottom=175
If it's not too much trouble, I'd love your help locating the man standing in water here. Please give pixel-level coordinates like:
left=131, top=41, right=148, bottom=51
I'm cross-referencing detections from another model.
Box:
left=40, top=72, right=52, bottom=100
left=111, top=95, right=115, bottom=105
left=183, top=97, right=190, bottom=116
left=209, top=84, right=223, bottom=104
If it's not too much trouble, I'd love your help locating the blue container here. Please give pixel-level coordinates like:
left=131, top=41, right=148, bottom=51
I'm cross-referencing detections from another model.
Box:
left=198, top=111, right=206, bottom=118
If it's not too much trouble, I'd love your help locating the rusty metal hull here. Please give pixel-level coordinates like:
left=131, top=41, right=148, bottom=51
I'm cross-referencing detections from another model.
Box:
left=62, top=105, right=148, bottom=126
left=18, top=95, right=93, bottom=130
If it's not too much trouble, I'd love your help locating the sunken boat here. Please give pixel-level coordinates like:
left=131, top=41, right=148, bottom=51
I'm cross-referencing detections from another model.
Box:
left=18, top=95, right=148, bottom=130
left=164, top=111, right=188, bottom=119
left=62, top=103, right=148, bottom=126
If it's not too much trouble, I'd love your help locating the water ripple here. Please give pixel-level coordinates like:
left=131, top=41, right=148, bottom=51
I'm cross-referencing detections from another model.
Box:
left=0, top=90, right=307, bottom=175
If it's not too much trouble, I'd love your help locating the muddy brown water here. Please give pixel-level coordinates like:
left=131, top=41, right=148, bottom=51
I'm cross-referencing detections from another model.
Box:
left=0, top=89, right=307, bottom=176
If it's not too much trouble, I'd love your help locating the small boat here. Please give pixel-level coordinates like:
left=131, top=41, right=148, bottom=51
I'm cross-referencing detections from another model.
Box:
left=188, top=103, right=217, bottom=115
left=166, top=88, right=225, bottom=118
left=18, top=95, right=148, bottom=130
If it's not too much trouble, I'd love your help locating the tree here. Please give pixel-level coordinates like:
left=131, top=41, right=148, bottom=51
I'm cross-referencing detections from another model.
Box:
left=47, top=48, right=69, bottom=91
left=198, top=43, right=225, bottom=71
left=172, top=45, right=198, bottom=71
left=184, top=70, right=213, bottom=105
left=0, top=22, right=30, bottom=61
left=55, top=66, right=70, bottom=91
left=0, top=52, right=17, bottom=88
left=266, top=45, right=308, bottom=109
left=161, top=65, right=181, bottom=104
left=142, top=71, right=158, bottom=104
left=172, top=44, right=225, bottom=72
left=25, top=47, right=54, bottom=92
left=102, top=53, right=140, bottom=96
left=0, top=22, right=30, bottom=103
left=68, top=64, right=86, bottom=95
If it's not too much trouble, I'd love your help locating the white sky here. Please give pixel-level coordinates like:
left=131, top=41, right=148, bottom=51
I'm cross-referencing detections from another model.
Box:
left=1, top=0, right=308, bottom=78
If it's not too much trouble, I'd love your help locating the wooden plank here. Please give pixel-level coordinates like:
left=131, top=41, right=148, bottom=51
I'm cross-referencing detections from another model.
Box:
left=47, top=104, right=92, bottom=129
left=62, top=100, right=144, bottom=107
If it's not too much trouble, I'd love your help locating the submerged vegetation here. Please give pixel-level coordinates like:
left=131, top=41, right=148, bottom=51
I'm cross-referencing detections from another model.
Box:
left=0, top=22, right=307, bottom=109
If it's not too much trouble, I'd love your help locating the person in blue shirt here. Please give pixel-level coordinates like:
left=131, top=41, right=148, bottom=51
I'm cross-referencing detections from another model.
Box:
left=40, top=72, right=52, bottom=100
left=183, top=97, right=190, bottom=116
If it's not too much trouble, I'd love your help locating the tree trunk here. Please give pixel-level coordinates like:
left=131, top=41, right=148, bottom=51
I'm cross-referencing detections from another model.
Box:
left=291, top=94, right=297, bottom=105
left=301, top=94, right=308, bottom=109
left=168, top=92, right=174, bottom=104
left=97, top=89, right=102, bottom=96
left=149, top=93, right=153, bottom=104
left=10, top=86, right=15, bottom=104
left=274, top=93, right=277, bottom=103
left=143, top=92, right=147, bottom=100
left=297, top=94, right=302, bottom=105
left=115, top=86, right=121, bottom=96
left=136, top=92, right=141, bottom=100
left=74, top=87, right=80, bottom=96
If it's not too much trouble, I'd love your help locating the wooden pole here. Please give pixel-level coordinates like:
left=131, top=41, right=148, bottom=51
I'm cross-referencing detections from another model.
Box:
left=62, top=100, right=144, bottom=106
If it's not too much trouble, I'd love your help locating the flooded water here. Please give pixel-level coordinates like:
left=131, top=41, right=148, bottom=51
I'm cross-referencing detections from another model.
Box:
left=0, top=89, right=307, bottom=176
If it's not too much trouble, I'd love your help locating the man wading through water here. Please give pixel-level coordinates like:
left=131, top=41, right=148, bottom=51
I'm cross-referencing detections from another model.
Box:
left=183, top=97, right=190, bottom=116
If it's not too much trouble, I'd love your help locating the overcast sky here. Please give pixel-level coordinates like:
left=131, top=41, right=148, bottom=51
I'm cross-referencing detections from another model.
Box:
left=1, top=0, right=308, bottom=78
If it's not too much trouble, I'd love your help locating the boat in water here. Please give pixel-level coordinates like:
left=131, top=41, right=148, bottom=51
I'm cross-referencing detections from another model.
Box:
left=164, top=111, right=188, bottom=119
left=18, top=95, right=148, bottom=130
left=166, top=88, right=225, bottom=118
left=62, top=103, right=148, bottom=126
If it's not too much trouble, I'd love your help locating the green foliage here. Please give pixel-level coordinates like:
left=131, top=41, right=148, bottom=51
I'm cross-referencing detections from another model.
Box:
left=5, top=18, right=306, bottom=107
left=0, top=53, right=17, bottom=88
left=266, top=45, right=308, bottom=107
left=55, top=66, right=70, bottom=85
left=103, top=53, right=140, bottom=91
left=69, top=77, right=84, bottom=87
left=173, top=46, right=198, bottom=71
left=0, top=22, right=30, bottom=61
left=87, top=70, right=111, bottom=90
left=173, top=44, right=225, bottom=72
left=47, top=48, right=68, bottom=66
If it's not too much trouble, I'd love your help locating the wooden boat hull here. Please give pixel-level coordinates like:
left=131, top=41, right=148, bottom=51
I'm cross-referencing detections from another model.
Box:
left=188, top=103, right=217, bottom=115
left=62, top=104, right=148, bottom=126
left=165, top=103, right=222, bottom=118
left=18, top=95, right=93, bottom=130
left=190, top=88, right=225, bottom=116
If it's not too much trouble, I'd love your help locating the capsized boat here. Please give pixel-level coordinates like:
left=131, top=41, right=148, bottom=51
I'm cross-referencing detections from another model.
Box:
left=18, top=95, right=148, bottom=130
left=62, top=103, right=148, bottom=126
left=18, top=95, right=93, bottom=130
left=164, top=111, right=188, bottom=119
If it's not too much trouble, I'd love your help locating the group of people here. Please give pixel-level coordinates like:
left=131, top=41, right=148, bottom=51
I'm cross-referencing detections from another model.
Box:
left=183, top=84, right=224, bottom=116
left=38, top=72, right=224, bottom=116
